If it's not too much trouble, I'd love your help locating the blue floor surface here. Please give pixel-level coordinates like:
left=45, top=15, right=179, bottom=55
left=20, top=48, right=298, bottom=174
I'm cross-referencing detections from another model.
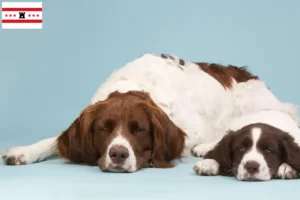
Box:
left=0, top=156, right=299, bottom=200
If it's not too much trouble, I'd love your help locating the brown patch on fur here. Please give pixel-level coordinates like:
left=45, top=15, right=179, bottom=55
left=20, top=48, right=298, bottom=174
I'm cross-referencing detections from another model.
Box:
left=160, top=54, right=175, bottom=61
left=161, top=54, right=175, bottom=61
left=168, top=55, right=175, bottom=61
left=160, top=53, right=258, bottom=88
left=179, top=59, right=185, bottom=66
left=196, top=62, right=258, bottom=89
left=161, top=54, right=168, bottom=59
left=160, top=54, right=184, bottom=70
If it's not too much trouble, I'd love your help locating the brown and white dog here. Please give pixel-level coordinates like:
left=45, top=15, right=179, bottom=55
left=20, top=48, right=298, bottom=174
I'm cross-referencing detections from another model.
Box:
left=193, top=110, right=300, bottom=181
left=2, top=53, right=300, bottom=179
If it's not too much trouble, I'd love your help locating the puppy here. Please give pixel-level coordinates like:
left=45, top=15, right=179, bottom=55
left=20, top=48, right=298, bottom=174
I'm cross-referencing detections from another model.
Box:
left=193, top=110, right=300, bottom=181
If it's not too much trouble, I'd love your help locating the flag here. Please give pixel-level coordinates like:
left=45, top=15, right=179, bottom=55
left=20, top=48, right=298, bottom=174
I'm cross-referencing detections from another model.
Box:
left=2, top=2, right=42, bottom=29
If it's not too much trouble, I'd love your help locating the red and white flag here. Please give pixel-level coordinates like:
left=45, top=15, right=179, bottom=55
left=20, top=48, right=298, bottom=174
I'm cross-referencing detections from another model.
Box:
left=2, top=2, right=42, bottom=29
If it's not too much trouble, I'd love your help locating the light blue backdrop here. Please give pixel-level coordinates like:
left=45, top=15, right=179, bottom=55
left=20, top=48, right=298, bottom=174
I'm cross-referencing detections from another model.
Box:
left=1, top=0, right=300, bottom=147
left=1, top=1, right=300, bottom=199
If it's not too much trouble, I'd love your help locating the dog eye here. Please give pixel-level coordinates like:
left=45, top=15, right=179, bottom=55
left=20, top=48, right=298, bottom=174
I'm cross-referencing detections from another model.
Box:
left=238, top=147, right=245, bottom=152
left=265, top=147, right=274, bottom=153
left=99, top=127, right=108, bottom=131
left=97, top=119, right=115, bottom=133
left=129, top=121, right=146, bottom=134
left=133, top=128, right=145, bottom=134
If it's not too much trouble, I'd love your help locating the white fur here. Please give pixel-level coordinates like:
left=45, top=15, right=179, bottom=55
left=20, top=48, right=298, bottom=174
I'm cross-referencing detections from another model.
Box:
left=236, top=128, right=271, bottom=181
left=105, top=135, right=137, bottom=172
left=228, top=110, right=300, bottom=145
left=277, top=163, right=298, bottom=179
left=193, top=159, right=219, bottom=175
left=2, top=137, right=57, bottom=164
left=192, top=141, right=220, bottom=157
left=2, top=53, right=299, bottom=167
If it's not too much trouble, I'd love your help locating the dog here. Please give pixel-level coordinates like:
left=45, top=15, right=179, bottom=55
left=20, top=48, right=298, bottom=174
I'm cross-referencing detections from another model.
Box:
left=2, top=53, right=299, bottom=175
left=193, top=110, right=300, bottom=181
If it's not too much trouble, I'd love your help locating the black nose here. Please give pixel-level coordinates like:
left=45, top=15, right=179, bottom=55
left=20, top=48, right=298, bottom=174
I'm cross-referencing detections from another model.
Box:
left=244, top=161, right=260, bottom=174
left=109, top=145, right=129, bottom=164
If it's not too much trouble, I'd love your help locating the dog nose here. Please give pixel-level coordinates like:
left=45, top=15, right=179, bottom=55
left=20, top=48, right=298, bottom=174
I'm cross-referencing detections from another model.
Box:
left=109, top=145, right=129, bottom=164
left=244, top=161, right=260, bottom=174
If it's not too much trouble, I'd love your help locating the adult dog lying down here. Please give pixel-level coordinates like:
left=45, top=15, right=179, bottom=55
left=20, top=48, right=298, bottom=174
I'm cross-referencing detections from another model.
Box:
left=2, top=53, right=300, bottom=180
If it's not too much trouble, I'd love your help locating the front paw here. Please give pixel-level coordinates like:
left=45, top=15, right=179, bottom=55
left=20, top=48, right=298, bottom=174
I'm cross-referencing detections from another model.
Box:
left=192, top=143, right=214, bottom=157
left=2, top=146, right=35, bottom=165
left=277, top=163, right=298, bottom=179
left=193, top=159, right=219, bottom=176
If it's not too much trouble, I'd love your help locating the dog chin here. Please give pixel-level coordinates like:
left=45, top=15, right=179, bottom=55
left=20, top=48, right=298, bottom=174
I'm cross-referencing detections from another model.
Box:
left=102, top=164, right=137, bottom=173
left=236, top=173, right=271, bottom=181
left=104, top=167, right=129, bottom=173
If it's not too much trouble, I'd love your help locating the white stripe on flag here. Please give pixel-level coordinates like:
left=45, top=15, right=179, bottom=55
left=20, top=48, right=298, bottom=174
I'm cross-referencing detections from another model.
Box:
left=2, top=2, right=42, bottom=8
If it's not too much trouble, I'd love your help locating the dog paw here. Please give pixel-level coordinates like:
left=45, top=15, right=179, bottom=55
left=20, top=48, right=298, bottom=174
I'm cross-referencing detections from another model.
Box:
left=192, top=143, right=214, bottom=157
left=2, top=146, right=36, bottom=165
left=193, top=159, right=219, bottom=176
left=277, top=163, right=298, bottom=179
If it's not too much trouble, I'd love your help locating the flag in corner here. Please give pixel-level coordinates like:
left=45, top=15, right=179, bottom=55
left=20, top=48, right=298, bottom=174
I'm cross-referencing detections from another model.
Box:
left=2, top=2, right=42, bottom=29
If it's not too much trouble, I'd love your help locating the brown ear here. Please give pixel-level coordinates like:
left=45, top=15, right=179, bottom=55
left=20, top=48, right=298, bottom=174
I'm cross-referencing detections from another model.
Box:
left=57, top=105, right=99, bottom=165
left=204, top=131, right=234, bottom=176
left=142, top=103, right=186, bottom=168
left=281, top=134, right=300, bottom=172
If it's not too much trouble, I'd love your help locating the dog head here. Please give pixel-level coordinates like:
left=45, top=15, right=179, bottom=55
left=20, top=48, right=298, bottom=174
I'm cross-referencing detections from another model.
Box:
left=57, top=91, right=186, bottom=172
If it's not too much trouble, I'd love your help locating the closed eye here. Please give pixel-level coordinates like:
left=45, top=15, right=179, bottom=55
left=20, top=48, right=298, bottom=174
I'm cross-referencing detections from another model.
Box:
left=99, top=127, right=108, bottom=131
left=97, top=119, right=115, bottom=133
left=97, top=127, right=112, bottom=134
left=133, top=128, right=146, bottom=133
left=129, top=120, right=147, bottom=134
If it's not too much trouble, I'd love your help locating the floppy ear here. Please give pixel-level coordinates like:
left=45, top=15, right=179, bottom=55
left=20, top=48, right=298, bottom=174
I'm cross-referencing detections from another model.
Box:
left=204, top=131, right=234, bottom=176
left=142, top=103, right=186, bottom=168
left=281, top=134, right=300, bottom=172
left=57, top=105, right=99, bottom=165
